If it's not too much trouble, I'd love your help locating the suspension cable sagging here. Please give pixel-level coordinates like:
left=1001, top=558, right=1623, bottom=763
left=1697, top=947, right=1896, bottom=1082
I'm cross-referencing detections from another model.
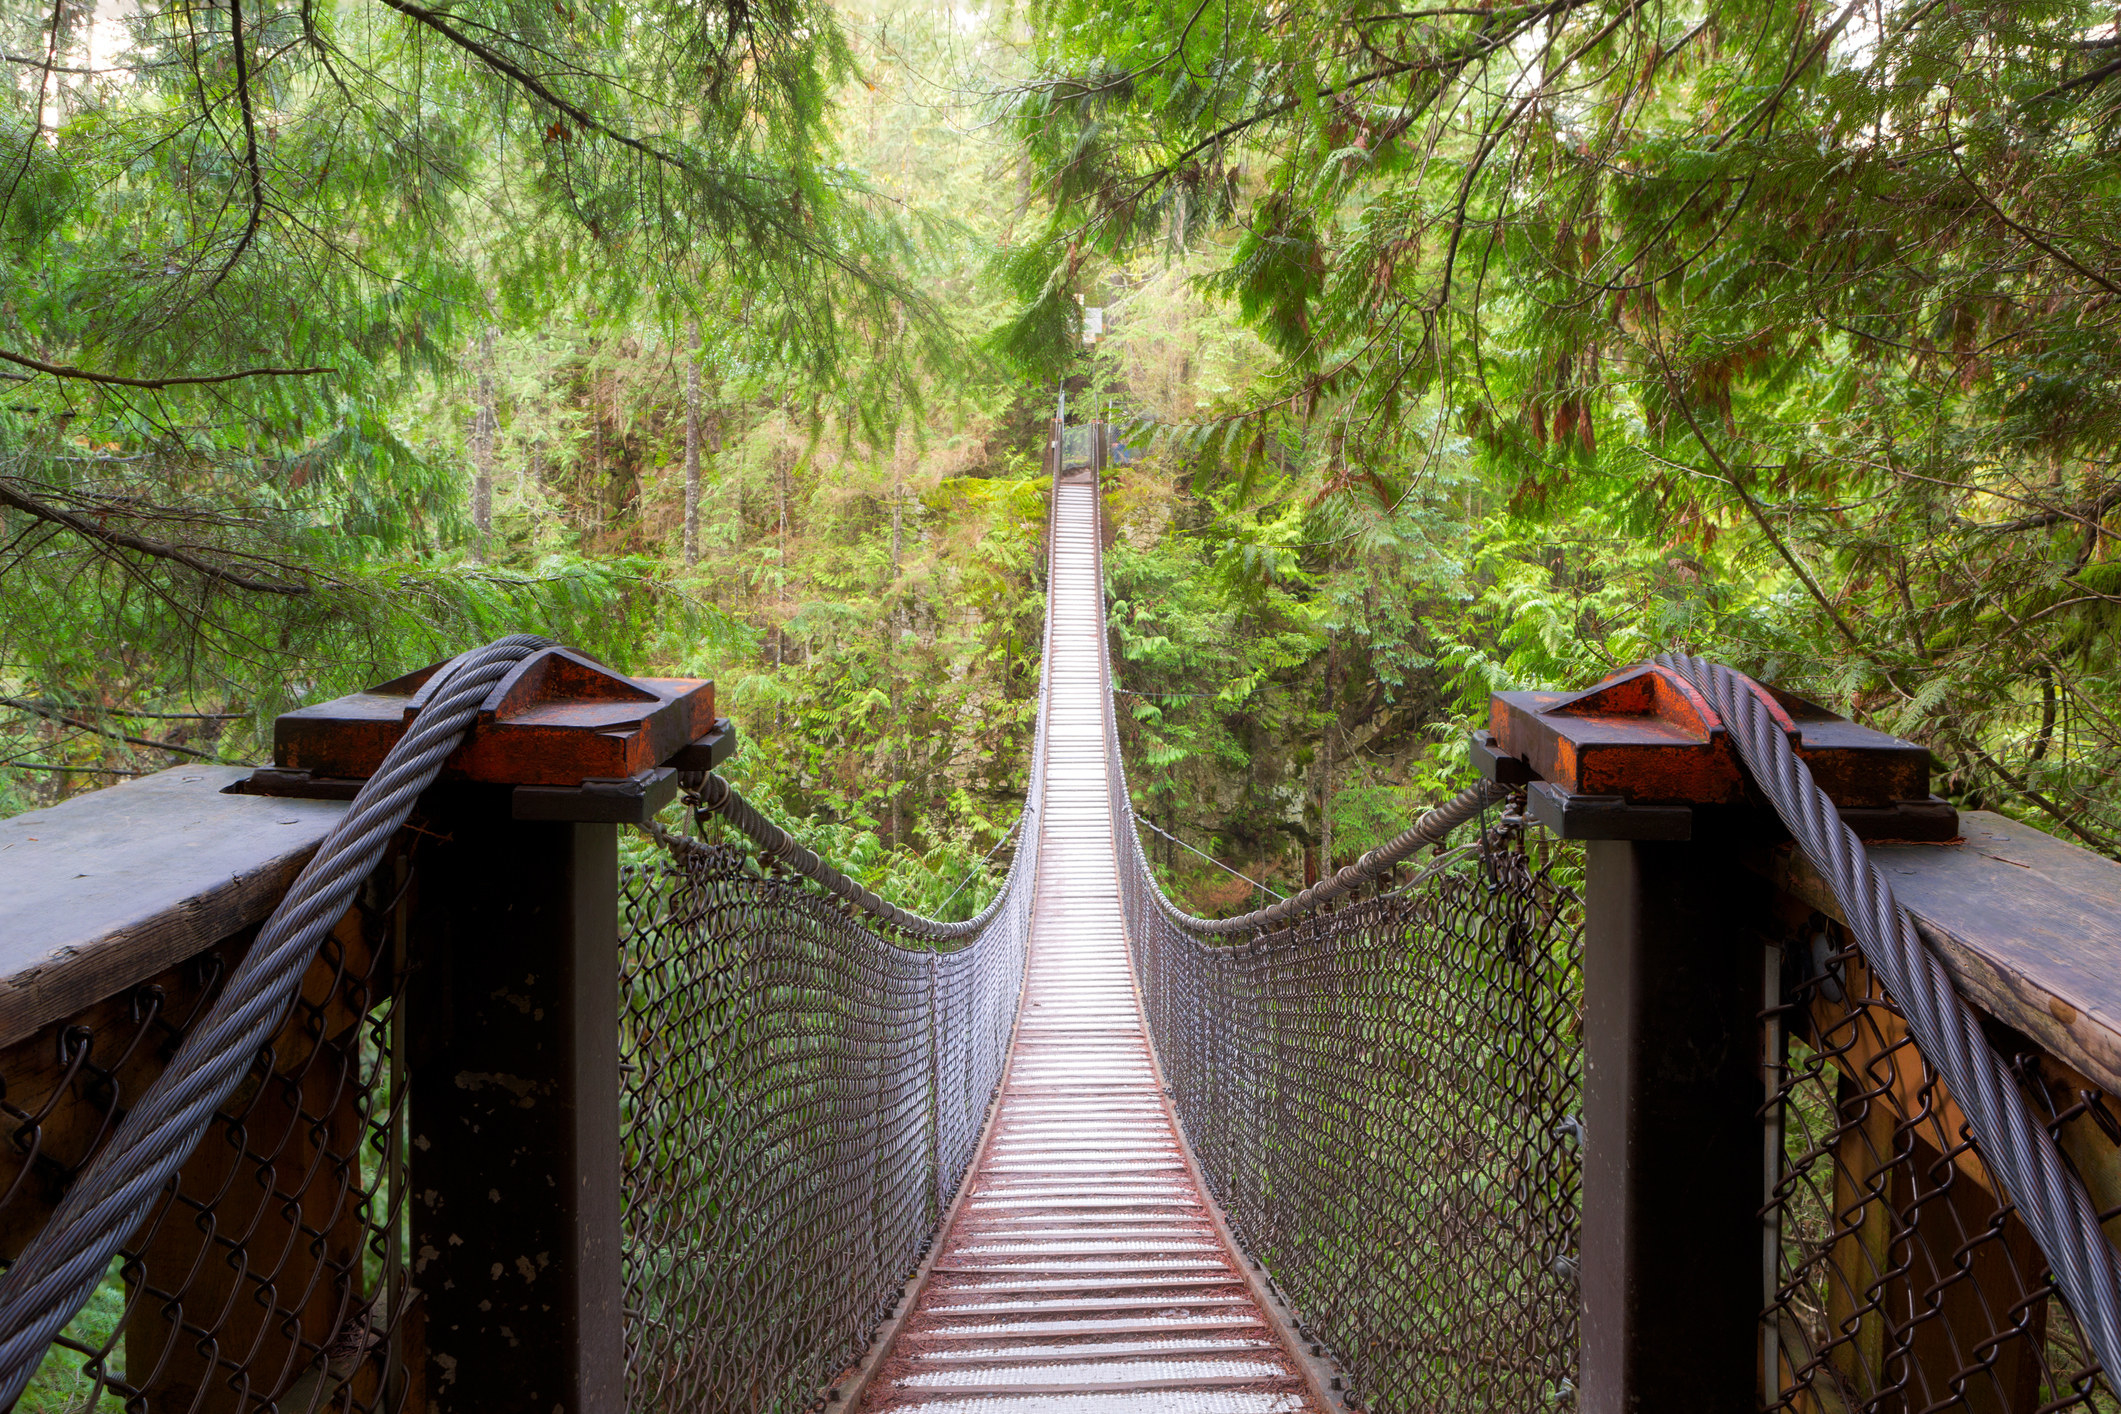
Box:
left=1085, top=460, right=1586, bottom=1411
left=615, top=472, right=1062, bottom=1410
left=693, top=773, right=1022, bottom=943
left=684, top=454, right=1061, bottom=949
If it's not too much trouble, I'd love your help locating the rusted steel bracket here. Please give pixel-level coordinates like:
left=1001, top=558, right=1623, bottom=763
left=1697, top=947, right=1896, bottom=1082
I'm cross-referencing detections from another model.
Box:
left=246, top=646, right=730, bottom=823
left=1474, top=662, right=1954, bottom=842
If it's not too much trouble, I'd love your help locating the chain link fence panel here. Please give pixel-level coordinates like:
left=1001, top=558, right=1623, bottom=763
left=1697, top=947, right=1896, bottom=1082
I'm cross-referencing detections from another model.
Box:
left=1765, top=916, right=2121, bottom=1413
left=616, top=834, right=1028, bottom=1414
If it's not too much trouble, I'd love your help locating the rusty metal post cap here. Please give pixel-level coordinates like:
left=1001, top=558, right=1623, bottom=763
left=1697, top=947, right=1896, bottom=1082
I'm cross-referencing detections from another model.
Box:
left=1481, top=661, right=1955, bottom=841
left=263, top=646, right=721, bottom=819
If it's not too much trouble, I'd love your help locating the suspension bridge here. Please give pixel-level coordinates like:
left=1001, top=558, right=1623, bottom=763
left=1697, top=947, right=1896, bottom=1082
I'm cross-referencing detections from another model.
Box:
left=824, top=478, right=1325, bottom=1409
left=0, top=427, right=2118, bottom=1414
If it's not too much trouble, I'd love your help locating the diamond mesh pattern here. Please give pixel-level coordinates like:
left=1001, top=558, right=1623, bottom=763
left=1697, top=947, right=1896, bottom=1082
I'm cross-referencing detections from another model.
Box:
left=616, top=836, right=1025, bottom=1414
left=0, top=864, right=411, bottom=1413
left=1765, top=918, right=2120, bottom=1412
left=1119, top=820, right=1585, bottom=1412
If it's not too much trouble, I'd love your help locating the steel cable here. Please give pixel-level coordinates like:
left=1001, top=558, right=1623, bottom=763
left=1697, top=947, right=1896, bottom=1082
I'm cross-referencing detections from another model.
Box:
left=0, top=633, right=551, bottom=1407
left=693, top=774, right=1018, bottom=944
left=1091, top=459, right=1501, bottom=935
left=690, top=463, right=1064, bottom=951
left=1655, top=651, right=2121, bottom=1385
left=617, top=473, right=1065, bottom=1407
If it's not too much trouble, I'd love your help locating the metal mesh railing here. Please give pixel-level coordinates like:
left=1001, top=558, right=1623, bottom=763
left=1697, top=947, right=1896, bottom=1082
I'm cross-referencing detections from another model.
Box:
left=614, top=834, right=1027, bottom=1413
left=1085, top=474, right=1586, bottom=1409
left=0, top=635, right=549, bottom=1411
left=610, top=475, right=1058, bottom=1414
left=0, top=861, right=412, bottom=1414
left=1119, top=813, right=1587, bottom=1410
left=1765, top=922, right=2121, bottom=1412
left=1095, top=493, right=2121, bottom=1414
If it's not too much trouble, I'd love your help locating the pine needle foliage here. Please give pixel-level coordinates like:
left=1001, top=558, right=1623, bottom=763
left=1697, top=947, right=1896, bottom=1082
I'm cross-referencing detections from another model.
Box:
left=0, top=0, right=936, bottom=792
left=1011, top=0, right=2121, bottom=850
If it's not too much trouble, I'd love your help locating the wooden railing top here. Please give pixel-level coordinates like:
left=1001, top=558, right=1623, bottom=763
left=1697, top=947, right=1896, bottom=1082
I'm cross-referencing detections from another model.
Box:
left=1772, top=809, right=2121, bottom=1096
left=0, top=766, right=347, bottom=1049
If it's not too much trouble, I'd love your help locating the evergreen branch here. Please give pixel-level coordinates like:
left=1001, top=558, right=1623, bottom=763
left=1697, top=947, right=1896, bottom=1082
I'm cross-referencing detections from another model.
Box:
left=1961, top=740, right=2117, bottom=855
left=0, top=761, right=149, bottom=776
left=1705, top=0, right=1862, bottom=152
left=0, top=697, right=219, bottom=760
left=1960, top=487, right=2121, bottom=536
left=2, top=0, right=66, bottom=214
left=0, top=481, right=311, bottom=595
left=1642, top=325, right=1862, bottom=649
left=1016, top=0, right=1216, bottom=100
left=1353, top=6, right=1545, bottom=21
left=1948, top=141, right=2121, bottom=299
left=369, top=0, right=928, bottom=306
left=201, top=0, right=267, bottom=301
left=1434, top=0, right=1651, bottom=310
left=1, top=52, right=175, bottom=74
left=2026, top=52, right=2121, bottom=104
left=371, top=0, right=711, bottom=179
left=1087, top=1, right=1594, bottom=223
left=0, top=350, right=336, bottom=387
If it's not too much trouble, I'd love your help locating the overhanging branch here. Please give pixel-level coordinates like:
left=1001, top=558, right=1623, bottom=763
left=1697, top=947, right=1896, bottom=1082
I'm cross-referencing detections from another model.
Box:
left=0, top=480, right=311, bottom=595
left=0, top=349, right=335, bottom=388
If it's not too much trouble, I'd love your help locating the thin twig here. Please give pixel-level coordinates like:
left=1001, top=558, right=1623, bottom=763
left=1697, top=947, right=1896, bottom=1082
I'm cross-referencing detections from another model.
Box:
left=1644, top=318, right=1863, bottom=647
left=0, top=697, right=218, bottom=760
left=1, top=761, right=148, bottom=776
left=0, top=480, right=310, bottom=594
left=0, top=349, right=335, bottom=388
left=201, top=0, right=267, bottom=300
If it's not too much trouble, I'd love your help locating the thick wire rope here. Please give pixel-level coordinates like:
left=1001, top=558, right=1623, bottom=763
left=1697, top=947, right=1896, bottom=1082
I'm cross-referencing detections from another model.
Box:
left=1109, top=719, right=1502, bottom=937
left=692, top=774, right=1021, bottom=944
left=690, top=453, right=1067, bottom=951
left=1085, top=440, right=1504, bottom=936
left=1656, top=651, right=2121, bottom=1385
left=0, top=634, right=552, bottom=1407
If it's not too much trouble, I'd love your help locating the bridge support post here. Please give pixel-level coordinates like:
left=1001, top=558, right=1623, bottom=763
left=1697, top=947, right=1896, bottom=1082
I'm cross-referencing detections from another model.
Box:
left=1480, top=664, right=1950, bottom=1414
left=261, top=646, right=732, bottom=1413
left=404, top=797, right=623, bottom=1414
left=1575, top=816, right=1772, bottom=1414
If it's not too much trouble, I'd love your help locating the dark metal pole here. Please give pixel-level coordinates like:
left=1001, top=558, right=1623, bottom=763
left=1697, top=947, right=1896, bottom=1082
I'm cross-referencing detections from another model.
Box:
left=259, top=645, right=723, bottom=1414
left=408, top=792, right=624, bottom=1414
left=1580, top=820, right=1767, bottom=1414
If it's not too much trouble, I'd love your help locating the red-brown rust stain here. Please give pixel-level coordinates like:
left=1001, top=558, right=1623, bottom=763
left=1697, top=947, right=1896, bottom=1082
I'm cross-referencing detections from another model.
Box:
left=1492, top=662, right=1935, bottom=810
left=272, top=648, right=714, bottom=785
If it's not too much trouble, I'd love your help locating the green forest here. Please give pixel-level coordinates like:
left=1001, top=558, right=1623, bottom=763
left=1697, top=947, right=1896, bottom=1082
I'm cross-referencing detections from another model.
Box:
left=4, top=0, right=2120, bottom=910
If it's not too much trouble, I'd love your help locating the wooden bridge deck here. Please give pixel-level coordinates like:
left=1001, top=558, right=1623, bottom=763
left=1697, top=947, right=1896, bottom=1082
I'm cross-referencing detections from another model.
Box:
left=852, top=482, right=1320, bottom=1412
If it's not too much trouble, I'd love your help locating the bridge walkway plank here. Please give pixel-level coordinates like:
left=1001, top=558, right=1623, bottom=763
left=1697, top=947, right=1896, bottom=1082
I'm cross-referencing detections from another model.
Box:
left=852, top=482, right=1319, bottom=1413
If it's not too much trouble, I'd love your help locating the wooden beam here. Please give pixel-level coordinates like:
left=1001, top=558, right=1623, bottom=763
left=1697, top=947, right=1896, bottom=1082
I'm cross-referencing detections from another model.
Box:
left=0, top=766, right=347, bottom=1048
left=1765, top=811, right=2121, bottom=1099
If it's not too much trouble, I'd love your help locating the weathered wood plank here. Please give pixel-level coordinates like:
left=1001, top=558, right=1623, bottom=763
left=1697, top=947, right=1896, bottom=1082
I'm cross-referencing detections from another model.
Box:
left=1769, top=810, right=2121, bottom=1097
left=0, top=766, right=347, bottom=1048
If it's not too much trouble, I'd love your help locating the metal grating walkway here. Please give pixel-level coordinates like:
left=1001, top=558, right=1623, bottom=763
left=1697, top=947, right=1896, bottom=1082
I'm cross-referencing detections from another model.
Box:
left=853, top=482, right=1319, bottom=1412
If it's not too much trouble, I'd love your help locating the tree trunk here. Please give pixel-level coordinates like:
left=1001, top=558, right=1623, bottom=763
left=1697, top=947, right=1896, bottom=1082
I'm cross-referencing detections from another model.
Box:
left=888, top=427, right=905, bottom=845
left=712, top=413, right=726, bottom=551
left=683, top=318, right=701, bottom=566
left=1319, top=631, right=1337, bottom=872
left=470, top=329, right=496, bottom=558
left=776, top=454, right=790, bottom=671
